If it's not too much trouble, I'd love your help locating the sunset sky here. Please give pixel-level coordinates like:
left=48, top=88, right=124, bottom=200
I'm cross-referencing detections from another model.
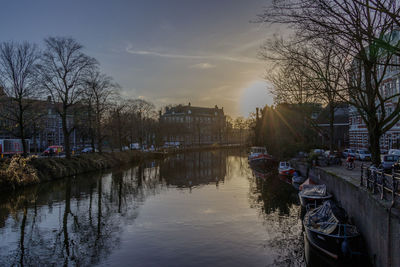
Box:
left=1, top=0, right=280, bottom=117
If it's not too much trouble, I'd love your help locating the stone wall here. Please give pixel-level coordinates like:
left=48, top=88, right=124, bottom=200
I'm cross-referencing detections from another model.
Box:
left=294, top=162, right=400, bottom=267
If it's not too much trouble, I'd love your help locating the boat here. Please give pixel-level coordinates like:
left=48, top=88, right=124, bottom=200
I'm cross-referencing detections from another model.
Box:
left=299, top=178, right=316, bottom=191
left=298, top=184, right=332, bottom=208
left=303, top=200, right=361, bottom=260
left=278, top=161, right=295, bottom=176
left=292, top=170, right=306, bottom=184
left=248, top=147, right=273, bottom=169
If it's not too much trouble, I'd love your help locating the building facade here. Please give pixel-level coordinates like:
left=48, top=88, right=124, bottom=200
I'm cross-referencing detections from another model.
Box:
left=349, top=50, right=400, bottom=150
left=159, top=103, right=226, bottom=146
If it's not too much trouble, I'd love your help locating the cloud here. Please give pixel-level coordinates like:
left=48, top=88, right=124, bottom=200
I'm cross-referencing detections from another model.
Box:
left=125, top=44, right=262, bottom=64
left=189, top=62, right=216, bottom=69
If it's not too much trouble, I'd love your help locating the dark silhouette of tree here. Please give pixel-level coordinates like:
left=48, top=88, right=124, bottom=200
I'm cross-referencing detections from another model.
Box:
left=37, top=37, right=97, bottom=158
left=0, top=42, right=40, bottom=155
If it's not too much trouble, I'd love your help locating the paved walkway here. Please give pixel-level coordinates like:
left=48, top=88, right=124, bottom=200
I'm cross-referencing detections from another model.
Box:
left=318, top=161, right=364, bottom=187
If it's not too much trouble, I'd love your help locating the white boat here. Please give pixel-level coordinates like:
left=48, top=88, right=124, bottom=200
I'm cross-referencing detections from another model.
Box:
left=278, top=161, right=295, bottom=176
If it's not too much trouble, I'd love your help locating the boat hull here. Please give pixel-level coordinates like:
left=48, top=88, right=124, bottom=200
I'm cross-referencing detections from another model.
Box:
left=304, top=224, right=361, bottom=260
left=298, top=192, right=332, bottom=208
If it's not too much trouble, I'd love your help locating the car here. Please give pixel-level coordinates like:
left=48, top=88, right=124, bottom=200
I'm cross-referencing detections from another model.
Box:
left=81, top=147, right=98, bottom=153
left=312, top=149, right=325, bottom=155
left=324, top=150, right=338, bottom=159
left=130, top=143, right=141, bottom=150
left=343, top=149, right=356, bottom=158
left=356, top=149, right=371, bottom=161
left=388, top=149, right=400, bottom=156
left=122, top=146, right=130, bottom=151
left=43, top=145, right=64, bottom=156
left=382, top=155, right=400, bottom=171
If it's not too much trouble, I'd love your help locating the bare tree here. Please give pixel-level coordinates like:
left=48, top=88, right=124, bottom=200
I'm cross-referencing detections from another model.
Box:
left=84, top=70, right=120, bottom=153
left=262, top=37, right=347, bottom=151
left=0, top=42, right=40, bottom=155
left=37, top=37, right=97, bottom=158
left=260, top=0, right=400, bottom=164
left=127, top=99, right=156, bottom=148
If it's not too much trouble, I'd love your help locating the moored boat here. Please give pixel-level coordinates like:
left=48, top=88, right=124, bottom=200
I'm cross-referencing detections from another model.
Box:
left=303, top=200, right=361, bottom=260
left=298, top=184, right=332, bottom=208
left=248, top=147, right=272, bottom=168
left=278, top=161, right=295, bottom=176
left=292, top=170, right=306, bottom=184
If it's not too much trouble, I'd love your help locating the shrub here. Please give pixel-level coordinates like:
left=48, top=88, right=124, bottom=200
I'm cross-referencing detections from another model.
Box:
left=5, top=155, right=39, bottom=187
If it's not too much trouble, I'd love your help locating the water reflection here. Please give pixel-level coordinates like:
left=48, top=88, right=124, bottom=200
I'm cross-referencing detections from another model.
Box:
left=0, top=150, right=323, bottom=266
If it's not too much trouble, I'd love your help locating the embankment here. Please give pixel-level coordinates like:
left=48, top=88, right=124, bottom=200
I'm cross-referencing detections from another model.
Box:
left=0, top=144, right=243, bottom=191
left=294, top=161, right=400, bottom=267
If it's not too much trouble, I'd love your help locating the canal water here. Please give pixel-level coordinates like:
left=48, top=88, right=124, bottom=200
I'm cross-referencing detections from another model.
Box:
left=0, top=150, right=338, bottom=266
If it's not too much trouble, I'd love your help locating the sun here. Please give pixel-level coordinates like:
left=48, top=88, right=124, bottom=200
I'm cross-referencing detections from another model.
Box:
left=239, top=80, right=273, bottom=117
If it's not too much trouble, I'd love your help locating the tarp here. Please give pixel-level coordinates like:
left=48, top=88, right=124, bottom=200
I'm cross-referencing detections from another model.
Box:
left=307, top=200, right=338, bottom=235
left=301, top=184, right=327, bottom=197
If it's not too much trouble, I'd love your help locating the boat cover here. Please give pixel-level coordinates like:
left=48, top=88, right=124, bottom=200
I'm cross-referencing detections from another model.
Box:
left=307, top=200, right=338, bottom=235
left=301, top=184, right=327, bottom=196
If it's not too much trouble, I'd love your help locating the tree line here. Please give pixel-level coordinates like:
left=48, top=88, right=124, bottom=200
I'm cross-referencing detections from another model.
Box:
left=258, top=0, right=400, bottom=164
left=0, top=37, right=157, bottom=158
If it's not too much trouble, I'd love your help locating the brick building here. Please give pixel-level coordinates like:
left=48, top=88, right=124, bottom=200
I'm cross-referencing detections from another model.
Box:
left=159, top=103, right=226, bottom=146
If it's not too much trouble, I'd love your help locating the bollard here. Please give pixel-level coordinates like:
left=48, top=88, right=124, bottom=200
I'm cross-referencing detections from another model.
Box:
left=372, top=171, right=377, bottom=194
left=392, top=176, right=397, bottom=203
left=381, top=172, right=385, bottom=200
left=360, top=163, right=364, bottom=186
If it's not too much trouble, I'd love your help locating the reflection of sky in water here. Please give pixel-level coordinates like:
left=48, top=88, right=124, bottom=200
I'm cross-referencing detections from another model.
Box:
left=0, top=151, right=303, bottom=266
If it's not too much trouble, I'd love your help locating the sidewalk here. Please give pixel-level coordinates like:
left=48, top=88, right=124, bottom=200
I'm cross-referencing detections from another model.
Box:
left=322, top=163, right=362, bottom=186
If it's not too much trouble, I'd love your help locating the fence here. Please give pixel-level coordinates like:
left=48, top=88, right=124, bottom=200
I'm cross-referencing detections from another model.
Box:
left=360, top=164, right=400, bottom=204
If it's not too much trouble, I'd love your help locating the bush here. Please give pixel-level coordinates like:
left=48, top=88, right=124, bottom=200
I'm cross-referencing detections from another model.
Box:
left=1, top=155, right=39, bottom=187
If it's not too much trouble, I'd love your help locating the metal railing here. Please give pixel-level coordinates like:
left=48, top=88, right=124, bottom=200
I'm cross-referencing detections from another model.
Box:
left=360, top=164, right=400, bottom=204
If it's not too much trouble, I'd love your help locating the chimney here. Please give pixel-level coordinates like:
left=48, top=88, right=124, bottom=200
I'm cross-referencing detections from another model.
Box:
left=256, top=107, right=259, bottom=120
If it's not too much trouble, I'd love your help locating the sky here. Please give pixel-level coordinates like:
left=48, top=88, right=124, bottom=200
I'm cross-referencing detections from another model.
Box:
left=0, top=0, right=279, bottom=117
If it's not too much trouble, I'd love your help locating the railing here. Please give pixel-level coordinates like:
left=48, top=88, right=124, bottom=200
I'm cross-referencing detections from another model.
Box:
left=360, top=164, right=400, bottom=204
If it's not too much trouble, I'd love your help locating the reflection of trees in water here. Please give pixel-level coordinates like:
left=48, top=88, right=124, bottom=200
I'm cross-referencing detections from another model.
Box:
left=0, top=163, right=163, bottom=266
left=159, top=150, right=227, bottom=188
left=247, top=170, right=304, bottom=266
left=248, top=171, right=298, bottom=216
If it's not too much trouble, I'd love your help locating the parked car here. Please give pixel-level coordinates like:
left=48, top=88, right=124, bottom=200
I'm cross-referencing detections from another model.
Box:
left=324, top=150, right=338, bottom=159
left=382, top=155, right=400, bottom=170
left=343, top=149, right=356, bottom=158
left=130, top=143, right=141, bottom=150
left=388, top=149, right=400, bottom=156
left=43, top=145, right=64, bottom=156
left=81, top=147, right=98, bottom=153
left=163, top=142, right=181, bottom=149
left=312, top=149, right=325, bottom=155
left=356, top=149, right=371, bottom=161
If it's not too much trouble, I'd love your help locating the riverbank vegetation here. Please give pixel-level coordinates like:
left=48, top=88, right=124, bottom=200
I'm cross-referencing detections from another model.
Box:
left=0, top=151, right=143, bottom=190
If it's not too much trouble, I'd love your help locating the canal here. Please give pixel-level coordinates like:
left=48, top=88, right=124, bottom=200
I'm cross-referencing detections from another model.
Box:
left=0, top=149, right=347, bottom=266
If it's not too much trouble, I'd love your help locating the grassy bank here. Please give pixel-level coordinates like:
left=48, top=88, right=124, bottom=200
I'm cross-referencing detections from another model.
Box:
left=0, top=151, right=153, bottom=190
left=0, top=144, right=244, bottom=191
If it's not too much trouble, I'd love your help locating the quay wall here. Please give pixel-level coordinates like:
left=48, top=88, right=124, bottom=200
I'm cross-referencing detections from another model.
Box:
left=294, top=162, right=400, bottom=267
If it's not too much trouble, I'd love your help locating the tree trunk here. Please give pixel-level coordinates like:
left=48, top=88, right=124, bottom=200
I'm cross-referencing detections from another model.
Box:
left=329, top=104, right=335, bottom=152
left=19, top=103, right=27, bottom=156
left=62, top=113, right=71, bottom=159
left=368, top=120, right=382, bottom=165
